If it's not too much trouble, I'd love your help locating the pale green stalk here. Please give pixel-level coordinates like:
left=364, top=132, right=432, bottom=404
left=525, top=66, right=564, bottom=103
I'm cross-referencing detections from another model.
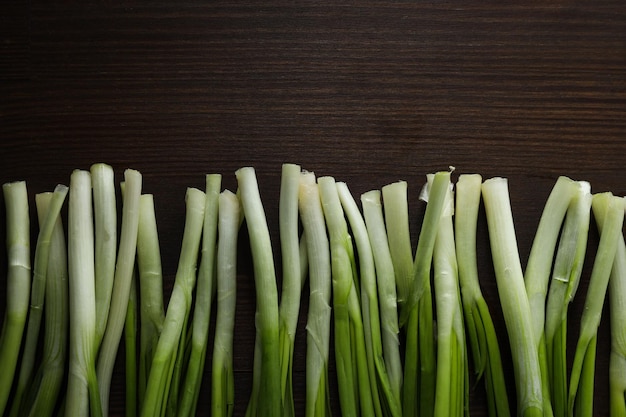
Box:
left=318, top=175, right=374, bottom=417
left=177, top=174, right=221, bottom=417
left=406, top=171, right=451, bottom=417
left=136, top=194, right=165, bottom=407
left=125, top=274, right=138, bottom=417
left=65, top=170, right=102, bottom=417
left=604, top=207, right=626, bottom=416
left=97, top=169, right=142, bottom=416
left=432, top=179, right=467, bottom=417
left=525, top=176, right=578, bottom=417
left=27, top=196, right=69, bottom=417
left=455, top=174, right=510, bottom=417
left=237, top=167, right=281, bottom=417
left=361, top=189, right=403, bottom=409
left=0, top=181, right=30, bottom=416
left=91, top=163, right=117, bottom=349
left=299, top=173, right=332, bottom=417
left=212, top=189, right=241, bottom=417
left=8, top=185, right=67, bottom=417
left=381, top=181, right=419, bottom=416
left=544, top=182, right=591, bottom=417
left=278, top=163, right=303, bottom=417
left=568, top=193, right=625, bottom=417
left=481, top=177, right=543, bottom=417
left=140, top=187, right=206, bottom=417
left=338, top=182, right=401, bottom=417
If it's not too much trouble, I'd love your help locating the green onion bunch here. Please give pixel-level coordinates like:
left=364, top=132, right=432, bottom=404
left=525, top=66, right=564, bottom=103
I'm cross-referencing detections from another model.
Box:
left=0, top=163, right=624, bottom=417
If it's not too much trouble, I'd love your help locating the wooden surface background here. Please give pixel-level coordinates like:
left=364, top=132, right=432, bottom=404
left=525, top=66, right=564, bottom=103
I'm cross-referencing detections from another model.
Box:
left=1, top=1, right=625, bottom=416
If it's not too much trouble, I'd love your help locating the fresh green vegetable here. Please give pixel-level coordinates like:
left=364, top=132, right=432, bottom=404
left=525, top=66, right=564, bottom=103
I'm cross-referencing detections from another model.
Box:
left=8, top=185, right=67, bottom=417
left=278, top=163, right=303, bottom=417
left=455, top=174, right=510, bottom=417
left=431, top=174, right=467, bottom=417
left=568, top=192, right=625, bottom=417
left=65, top=170, right=102, bottom=417
left=97, top=169, right=142, bottom=416
left=125, top=273, right=138, bottom=417
left=27, top=193, right=69, bottom=417
left=237, top=167, right=281, bottom=417
left=211, top=189, right=241, bottom=417
left=544, top=181, right=591, bottom=417
left=482, top=176, right=543, bottom=417
left=136, top=193, right=166, bottom=408
left=177, top=174, right=221, bottom=417
left=338, top=181, right=401, bottom=417
left=299, top=172, right=332, bottom=417
left=140, top=187, right=206, bottom=417
left=318, top=175, right=374, bottom=417
left=361, top=189, right=403, bottom=410
left=91, top=163, right=118, bottom=350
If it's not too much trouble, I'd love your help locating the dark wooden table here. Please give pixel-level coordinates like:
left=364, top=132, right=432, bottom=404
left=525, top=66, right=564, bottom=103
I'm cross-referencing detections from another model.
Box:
left=1, top=1, right=625, bottom=416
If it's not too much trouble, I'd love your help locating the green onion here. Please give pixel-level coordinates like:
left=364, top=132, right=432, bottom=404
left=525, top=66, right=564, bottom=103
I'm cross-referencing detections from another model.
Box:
left=361, top=189, right=403, bottom=409
left=405, top=171, right=451, bottom=417
left=8, top=185, right=67, bottom=417
left=481, top=176, right=543, bottom=417
left=318, top=175, right=374, bottom=417
left=568, top=192, right=625, bottom=417
left=380, top=181, right=420, bottom=416
left=455, top=174, right=510, bottom=417
left=27, top=192, right=69, bottom=417
left=125, top=273, right=139, bottom=417
left=525, top=176, right=579, bottom=417
left=278, top=163, right=303, bottom=417
left=177, top=174, right=221, bottom=417
left=544, top=181, right=591, bottom=417
left=65, top=170, right=102, bottom=417
left=237, top=167, right=281, bottom=417
left=603, top=205, right=626, bottom=416
left=96, top=169, right=142, bottom=415
left=91, top=163, right=118, bottom=350
left=432, top=174, right=467, bottom=417
left=0, top=181, right=30, bottom=416
left=298, top=172, right=332, bottom=417
left=140, top=187, right=206, bottom=417
left=136, top=194, right=165, bottom=408
left=211, top=189, right=241, bottom=417
left=338, top=181, right=402, bottom=417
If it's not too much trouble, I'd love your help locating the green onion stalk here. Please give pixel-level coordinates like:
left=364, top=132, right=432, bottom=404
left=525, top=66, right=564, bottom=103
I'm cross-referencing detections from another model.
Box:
left=380, top=181, right=417, bottom=415
left=482, top=177, right=543, bottom=417
left=237, top=167, right=282, bottom=417
left=278, top=163, right=304, bottom=417
left=136, top=194, right=166, bottom=408
left=125, top=272, right=139, bottom=417
left=96, top=169, right=142, bottom=416
left=8, top=185, right=68, bottom=417
left=431, top=175, right=468, bottom=417
left=544, top=181, right=591, bottom=417
left=299, top=172, right=332, bottom=417
left=455, top=174, right=510, bottom=417
left=403, top=171, right=451, bottom=417
left=27, top=193, right=69, bottom=417
left=91, top=163, right=118, bottom=352
left=177, top=174, right=221, bottom=417
left=0, top=181, right=30, bottom=416
left=568, top=192, right=625, bottom=417
left=318, top=175, right=374, bottom=417
left=601, top=202, right=626, bottom=416
left=524, top=176, right=579, bottom=417
left=338, top=182, right=402, bottom=417
left=140, top=187, right=206, bottom=417
left=211, top=189, right=241, bottom=417
left=361, top=189, right=403, bottom=411
left=65, top=170, right=102, bottom=417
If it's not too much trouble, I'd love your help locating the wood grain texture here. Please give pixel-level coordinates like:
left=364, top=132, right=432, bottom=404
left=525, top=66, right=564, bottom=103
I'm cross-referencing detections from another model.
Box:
left=1, top=1, right=625, bottom=416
